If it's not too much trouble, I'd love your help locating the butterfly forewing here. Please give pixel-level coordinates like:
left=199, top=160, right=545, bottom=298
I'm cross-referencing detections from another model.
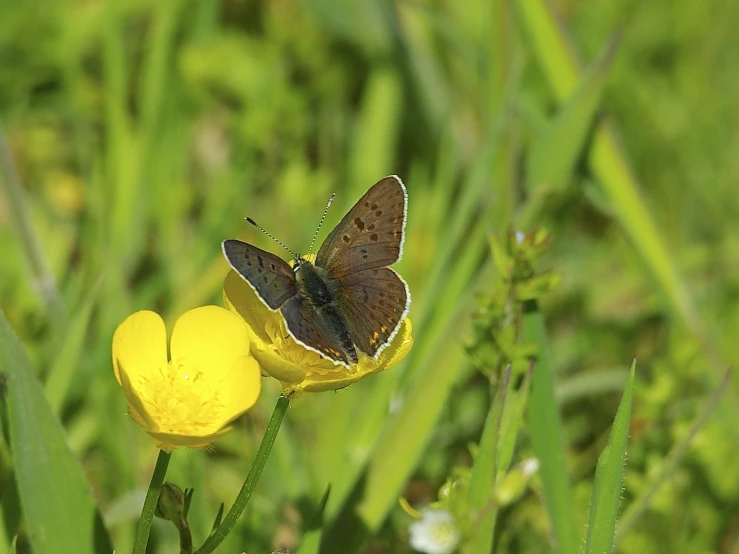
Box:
left=334, top=268, right=409, bottom=358
left=316, top=176, right=407, bottom=278
left=222, top=239, right=297, bottom=309
left=281, top=296, right=354, bottom=365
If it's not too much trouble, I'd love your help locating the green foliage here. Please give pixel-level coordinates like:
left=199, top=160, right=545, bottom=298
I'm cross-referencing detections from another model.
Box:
left=1, top=0, right=738, bottom=552
left=0, top=308, right=112, bottom=554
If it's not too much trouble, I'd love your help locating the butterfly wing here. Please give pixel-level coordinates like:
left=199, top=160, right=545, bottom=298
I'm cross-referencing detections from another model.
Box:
left=333, top=268, right=410, bottom=358
left=315, top=175, right=407, bottom=277
left=281, top=296, right=355, bottom=366
left=222, top=239, right=297, bottom=309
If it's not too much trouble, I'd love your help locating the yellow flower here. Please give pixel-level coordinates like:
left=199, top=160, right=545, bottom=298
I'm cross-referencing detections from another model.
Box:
left=223, top=261, right=414, bottom=397
left=112, top=306, right=261, bottom=451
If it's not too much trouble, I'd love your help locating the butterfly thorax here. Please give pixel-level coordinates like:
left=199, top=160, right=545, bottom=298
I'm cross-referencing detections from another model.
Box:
left=294, top=260, right=333, bottom=305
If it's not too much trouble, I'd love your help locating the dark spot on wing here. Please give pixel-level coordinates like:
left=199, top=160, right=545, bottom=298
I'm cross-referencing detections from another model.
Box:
left=370, top=233, right=378, bottom=241
left=257, top=268, right=263, bottom=274
left=375, top=210, right=382, bottom=217
left=354, top=217, right=365, bottom=230
left=367, top=223, right=375, bottom=231
left=263, top=276, right=269, bottom=283
left=342, top=234, right=350, bottom=242
left=271, top=263, right=276, bottom=270
left=371, top=203, right=378, bottom=210
left=365, top=201, right=371, bottom=207
left=258, top=257, right=265, bottom=268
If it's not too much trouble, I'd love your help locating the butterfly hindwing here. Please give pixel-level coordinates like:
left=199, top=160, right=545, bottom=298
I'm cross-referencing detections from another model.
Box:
left=315, top=176, right=407, bottom=278
left=280, top=296, right=356, bottom=365
left=333, top=267, right=409, bottom=358
left=222, top=239, right=297, bottom=309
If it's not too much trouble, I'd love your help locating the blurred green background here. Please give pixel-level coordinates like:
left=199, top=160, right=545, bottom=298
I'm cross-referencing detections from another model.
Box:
left=2, top=0, right=739, bottom=553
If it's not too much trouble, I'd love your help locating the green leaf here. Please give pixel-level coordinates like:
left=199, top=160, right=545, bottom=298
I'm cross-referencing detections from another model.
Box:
left=522, top=300, right=578, bottom=554
left=0, top=308, right=113, bottom=554
left=8, top=536, right=16, bottom=554
left=584, top=359, right=636, bottom=554
left=525, top=37, right=617, bottom=194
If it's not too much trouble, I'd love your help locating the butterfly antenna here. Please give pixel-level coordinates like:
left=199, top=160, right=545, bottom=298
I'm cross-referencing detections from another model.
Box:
left=245, top=217, right=301, bottom=262
left=307, top=193, right=336, bottom=256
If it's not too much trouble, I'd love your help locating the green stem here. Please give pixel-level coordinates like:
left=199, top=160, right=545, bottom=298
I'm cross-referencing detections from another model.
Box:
left=177, top=516, right=193, bottom=554
left=133, top=449, right=172, bottom=554
left=195, top=395, right=290, bottom=554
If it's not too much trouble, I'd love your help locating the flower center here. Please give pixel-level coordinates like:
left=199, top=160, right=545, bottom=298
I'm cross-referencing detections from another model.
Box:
left=138, top=357, right=224, bottom=435
left=429, top=519, right=459, bottom=549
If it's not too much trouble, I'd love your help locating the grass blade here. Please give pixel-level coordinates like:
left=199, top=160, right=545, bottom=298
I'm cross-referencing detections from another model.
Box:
left=525, top=37, right=616, bottom=194
left=0, top=307, right=113, bottom=554
left=44, top=287, right=98, bottom=415
left=296, top=486, right=331, bottom=554
left=0, top=123, right=66, bottom=330
left=615, top=366, right=733, bottom=546
left=463, top=366, right=511, bottom=554
left=584, top=359, right=636, bottom=554
left=514, top=0, right=703, bottom=347
left=522, top=300, right=578, bottom=554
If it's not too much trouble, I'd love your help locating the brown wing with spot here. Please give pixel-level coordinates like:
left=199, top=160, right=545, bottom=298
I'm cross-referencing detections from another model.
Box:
left=222, top=240, right=297, bottom=309
left=334, top=268, right=409, bottom=357
left=315, top=176, right=407, bottom=278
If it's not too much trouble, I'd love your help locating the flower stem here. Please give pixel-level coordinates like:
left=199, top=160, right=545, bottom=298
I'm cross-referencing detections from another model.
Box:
left=133, top=449, right=172, bottom=554
left=195, top=395, right=290, bottom=554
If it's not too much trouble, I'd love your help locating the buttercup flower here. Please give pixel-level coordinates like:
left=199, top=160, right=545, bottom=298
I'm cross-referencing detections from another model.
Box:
left=409, top=508, right=461, bottom=554
left=223, top=257, right=414, bottom=397
left=112, top=306, right=261, bottom=451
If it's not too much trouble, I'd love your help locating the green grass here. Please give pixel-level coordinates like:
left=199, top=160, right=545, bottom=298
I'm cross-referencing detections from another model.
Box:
left=2, top=1, right=739, bottom=553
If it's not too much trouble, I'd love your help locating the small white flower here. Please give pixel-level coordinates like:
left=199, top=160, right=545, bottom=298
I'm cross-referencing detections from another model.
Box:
left=515, top=230, right=525, bottom=244
left=520, top=457, right=540, bottom=477
left=409, top=508, right=461, bottom=554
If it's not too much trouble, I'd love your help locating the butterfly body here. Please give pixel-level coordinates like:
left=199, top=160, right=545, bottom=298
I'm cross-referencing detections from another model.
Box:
left=292, top=260, right=358, bottom=364
left=223, top=176, right=410, bottom=367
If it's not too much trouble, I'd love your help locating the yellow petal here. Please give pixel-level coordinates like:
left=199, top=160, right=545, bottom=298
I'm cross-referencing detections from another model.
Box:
left=377, top=319, right=414, bottom=371
left=217, top=356, right=262, bottom=424
left=115, top=359, right=157, bottom=429
left=112, top=310, right=168, bottom=428
left=251, top=346, right=306, bottom=384
left=148, top=427, right=232, bottom=452
left=223, top=270, right=273, bottom=345
left=170, top=306, right=250, bottom=381
left=112, top=310, right=168, bottom=386
left=301, top=372, right=365, bottom=393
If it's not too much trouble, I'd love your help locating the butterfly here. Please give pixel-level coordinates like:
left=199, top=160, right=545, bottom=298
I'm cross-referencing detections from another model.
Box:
left=222, top=175, right=410, bottom=367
